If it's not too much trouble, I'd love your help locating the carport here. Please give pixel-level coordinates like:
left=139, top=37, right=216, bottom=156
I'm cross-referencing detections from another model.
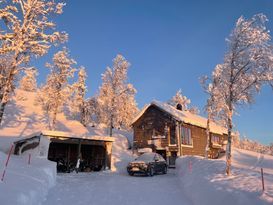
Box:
left=48, top=136, right=114, bottom=172
left=14, top=131, right=115, bottom=172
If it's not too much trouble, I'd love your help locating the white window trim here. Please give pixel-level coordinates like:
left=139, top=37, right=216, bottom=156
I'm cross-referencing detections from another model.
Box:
left=211, top=135, right=221, bottom=145
left=168, top=144, right=177, bottom=146
left=181, top=143, right=194, bottom=148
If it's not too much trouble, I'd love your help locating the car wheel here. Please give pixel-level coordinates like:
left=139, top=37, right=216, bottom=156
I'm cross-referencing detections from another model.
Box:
left=149, top=167, right=154, bottom=177
left=128, top=171, right=134, bottom=176
left=163, top=166, right=167, bottom=174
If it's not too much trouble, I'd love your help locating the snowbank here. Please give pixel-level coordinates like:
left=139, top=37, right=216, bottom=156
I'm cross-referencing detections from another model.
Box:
left=111, top=131, right=135, bottom=173
left=0, top=151, right=56, bottom=205
left=176, top=149, right=273, bottom=205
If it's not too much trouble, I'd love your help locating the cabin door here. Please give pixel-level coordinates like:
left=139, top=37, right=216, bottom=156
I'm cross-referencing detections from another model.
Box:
left=168, top=152, right=177, bottom=167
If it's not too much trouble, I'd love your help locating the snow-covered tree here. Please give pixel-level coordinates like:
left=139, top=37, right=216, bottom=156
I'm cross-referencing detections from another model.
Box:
left=0, top=0, right=67, bottom=124
left=36, top=49, right=76, bottom=130
left=97, top=54, right=138, bottom=136
left=116, top=92, right=139, bottom=128
left=200, top=65, right=227, bottom=158
left=19, top=68, right=38, bottom=91
left=168, top=89, right=199, bottom=114
left=83, top=97, right=98, bottom=126
left=188, top=106, right=200, bottom=115
left=70, top=67, right=88, bottom=126
left=0, top=55, right=14, bottom=102
left=210, top=14, right=273, bottom=175
left=169, top=89, right=190, bottom=110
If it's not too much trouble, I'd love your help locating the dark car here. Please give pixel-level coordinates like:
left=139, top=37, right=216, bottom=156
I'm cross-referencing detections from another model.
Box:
left=127, top=152, right=167, bottom=176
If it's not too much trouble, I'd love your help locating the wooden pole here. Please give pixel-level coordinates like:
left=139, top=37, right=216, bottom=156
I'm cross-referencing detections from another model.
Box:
left=28, top=154, right=31, bottom=165
left=1, top=144, right=14, bottom=182
left=261, top=168, right=265, bottom=191
left=76, top=140, right=82, bottom=173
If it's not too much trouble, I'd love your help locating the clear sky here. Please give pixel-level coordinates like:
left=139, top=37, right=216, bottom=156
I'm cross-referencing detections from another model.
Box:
left=34, top=0, right=273, bottom=145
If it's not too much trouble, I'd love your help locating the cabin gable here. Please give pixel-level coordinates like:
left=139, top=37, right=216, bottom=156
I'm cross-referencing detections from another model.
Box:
left=133, top=105, right=178, bottom=152
left=132, top=102, right=228, bottom=163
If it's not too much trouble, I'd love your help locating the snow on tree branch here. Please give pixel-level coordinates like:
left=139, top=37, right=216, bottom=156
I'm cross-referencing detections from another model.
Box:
left=205, top=14, right=273, bottom=175
left=97, top=54, right=138, bottom=135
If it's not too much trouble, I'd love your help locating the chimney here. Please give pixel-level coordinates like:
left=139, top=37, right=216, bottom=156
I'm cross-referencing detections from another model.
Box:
left=176, top=104, right=182, bottom=111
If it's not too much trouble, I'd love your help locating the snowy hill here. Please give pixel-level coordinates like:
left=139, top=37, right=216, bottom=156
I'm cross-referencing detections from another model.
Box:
left=0, top=89, right=90, bottom=140
left=176, top=148, right=273, bottom=205
left=2, top=90, right=273, bottom=205
left=0, top=90, right=134, bottom=204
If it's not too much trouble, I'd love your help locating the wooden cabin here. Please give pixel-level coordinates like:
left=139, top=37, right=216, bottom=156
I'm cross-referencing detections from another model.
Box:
left=14, top=130, right=114, bottom=172
left=132, top=101, right=228, bottom=166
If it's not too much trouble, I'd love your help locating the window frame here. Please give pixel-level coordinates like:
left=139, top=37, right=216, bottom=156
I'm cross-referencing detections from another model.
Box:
left=211, top=135, right=221, bottom=145
left=181, top=126, right=193, bottom=147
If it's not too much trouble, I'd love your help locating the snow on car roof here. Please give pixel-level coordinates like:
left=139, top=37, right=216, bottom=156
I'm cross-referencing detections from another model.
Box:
left=136, top=152, right=156, bottom=162
left=132, top=100, right=228, bottom=135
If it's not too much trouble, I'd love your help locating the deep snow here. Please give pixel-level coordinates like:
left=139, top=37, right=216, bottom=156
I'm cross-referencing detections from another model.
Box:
left=42, top=170, right=191, bottom=205
left=1, top=90, right=273, bottom=205
left=0, top=151, right=56, bottom=205
left=176, top=148, right=273, bottom=205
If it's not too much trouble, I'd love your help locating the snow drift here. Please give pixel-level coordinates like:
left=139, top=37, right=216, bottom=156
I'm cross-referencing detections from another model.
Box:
left=0, top=151, right=56, bottom=205
left=176, top=148, right=273, bottom=205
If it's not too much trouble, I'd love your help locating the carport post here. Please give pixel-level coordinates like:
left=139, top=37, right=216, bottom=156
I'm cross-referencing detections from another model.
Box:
left=76, top=139, right=82, bottom=173
left=105, top=142, right=112, bottom=170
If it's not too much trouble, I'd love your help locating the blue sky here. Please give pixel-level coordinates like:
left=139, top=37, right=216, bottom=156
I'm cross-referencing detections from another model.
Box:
left=34, top=0, right=273, bottom=145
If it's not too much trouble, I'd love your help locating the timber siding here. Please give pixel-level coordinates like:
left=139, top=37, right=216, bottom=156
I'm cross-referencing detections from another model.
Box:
left=180, top=123, right=207, bottom=156
left=133, top=105, right=177, bottom=151
left=132, top=101, right=228, bottom=161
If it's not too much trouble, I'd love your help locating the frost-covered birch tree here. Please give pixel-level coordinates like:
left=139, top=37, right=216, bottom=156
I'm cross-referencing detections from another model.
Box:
left=201, top=65, right=226, bottom=158
left=19, top=68, right=38, bottom=91
left=70, top=67, right=88, bottom=126
left=0, top=0, right=67, bottom=124
left=169, top=89, right=191, bottom=110
left=212, top=14, right=273, bottom=175
left=97, top=54, right=138, bottom=136
left=168, top=89, right=199, bottom=114
left=37, top=49, right=76, bottom=130
left=0, top=55, right=14, bottom=98
left=84, top=96, right=98, bottom=126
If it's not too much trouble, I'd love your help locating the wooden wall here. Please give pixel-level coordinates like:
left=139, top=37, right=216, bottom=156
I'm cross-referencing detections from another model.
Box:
left=133, top=105, right=178, bottom=151
left=180, top=123, right=207, bottom=157
left=133, top=105, right=228, bottom=158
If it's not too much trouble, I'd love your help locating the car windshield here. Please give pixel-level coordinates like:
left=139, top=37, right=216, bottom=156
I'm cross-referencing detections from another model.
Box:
left=135, top=153, right=156, bottom=162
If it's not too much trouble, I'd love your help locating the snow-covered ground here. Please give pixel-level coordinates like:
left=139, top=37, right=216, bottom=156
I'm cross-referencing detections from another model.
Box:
left=0, top=151, right=56, bottom=205
left=176, top=148, right=273, bottom=205
left=42, top=170, right=190, bottom=205
left=1, top=90, right=273, bottom=205
left=0, top=89, right=135, bottom=205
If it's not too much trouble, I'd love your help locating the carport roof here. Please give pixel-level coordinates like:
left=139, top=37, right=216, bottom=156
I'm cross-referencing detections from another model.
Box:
left=14, top=130, right=115, bottom=143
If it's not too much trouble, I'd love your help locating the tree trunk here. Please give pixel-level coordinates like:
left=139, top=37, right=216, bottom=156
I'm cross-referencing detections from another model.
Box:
left=109, top=116, right=113, bottom=137
left=51, top=105, right=58, bottom=130
left=205, top=116, right=211, bottom=158
left=0, top=102, right=7, bottom=125
left=0, top=70, right=16, bottom=124
left=226, top=110, right=233, bottom=175
left=0, top=52, right=20, bottom=124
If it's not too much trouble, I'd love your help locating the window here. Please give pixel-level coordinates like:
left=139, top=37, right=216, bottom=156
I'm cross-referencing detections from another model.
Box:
left=211, top=135, right=220, bottom=144
left=170, top=125, right=176, bottom=145
left=181, top=126, right=192, bottom=146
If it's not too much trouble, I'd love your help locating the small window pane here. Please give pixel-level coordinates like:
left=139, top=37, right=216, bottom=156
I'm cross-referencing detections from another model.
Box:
left=181, top=126, right=192, bottom=146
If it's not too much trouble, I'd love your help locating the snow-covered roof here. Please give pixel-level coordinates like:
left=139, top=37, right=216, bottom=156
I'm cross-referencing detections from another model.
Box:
left=14, top=130, right=115, bottom=143
left=132, top=100, right=227, bottom=135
